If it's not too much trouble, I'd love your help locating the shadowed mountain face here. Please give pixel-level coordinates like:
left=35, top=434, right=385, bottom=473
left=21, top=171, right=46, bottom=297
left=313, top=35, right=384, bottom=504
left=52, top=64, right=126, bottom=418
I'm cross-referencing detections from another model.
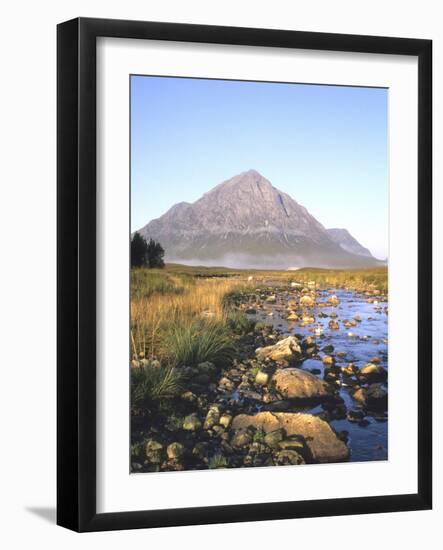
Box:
left=137, top=170, right=379, bottom=269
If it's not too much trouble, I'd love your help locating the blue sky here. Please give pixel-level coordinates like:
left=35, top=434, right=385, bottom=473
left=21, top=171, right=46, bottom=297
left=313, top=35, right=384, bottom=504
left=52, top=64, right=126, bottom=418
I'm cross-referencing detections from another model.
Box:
left=131, top=76, right=388, bottom=259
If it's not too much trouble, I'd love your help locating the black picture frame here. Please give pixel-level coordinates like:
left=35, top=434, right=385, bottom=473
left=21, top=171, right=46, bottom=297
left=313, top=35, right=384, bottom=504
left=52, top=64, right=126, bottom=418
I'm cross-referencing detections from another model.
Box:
left=57, top=17, right=432, bottom=532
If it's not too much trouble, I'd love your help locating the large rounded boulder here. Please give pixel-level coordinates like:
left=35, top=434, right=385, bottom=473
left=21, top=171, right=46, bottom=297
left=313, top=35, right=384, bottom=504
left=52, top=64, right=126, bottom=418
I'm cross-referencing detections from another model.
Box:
left=271, top=368, right=331, bottom=401
left=231, top=412, right=349, bottom=463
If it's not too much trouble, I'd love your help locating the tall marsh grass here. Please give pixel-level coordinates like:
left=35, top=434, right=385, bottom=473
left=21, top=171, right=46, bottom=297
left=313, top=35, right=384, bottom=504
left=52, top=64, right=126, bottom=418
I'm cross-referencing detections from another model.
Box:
left=131, top=268, right=189, bottom=299
left=290, top=267, right=388, bottom=293
left=130, top=269, right=247, bottom=361
left=249, top=267, right=388, bottom=293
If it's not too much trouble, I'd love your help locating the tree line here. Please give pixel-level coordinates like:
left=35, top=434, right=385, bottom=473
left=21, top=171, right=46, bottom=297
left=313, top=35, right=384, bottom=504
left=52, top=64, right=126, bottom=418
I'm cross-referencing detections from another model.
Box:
left=131, top=232, right=165, bottom=268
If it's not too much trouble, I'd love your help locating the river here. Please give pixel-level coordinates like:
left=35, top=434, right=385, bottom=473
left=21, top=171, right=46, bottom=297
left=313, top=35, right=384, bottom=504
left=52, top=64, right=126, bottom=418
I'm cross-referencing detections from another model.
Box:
left=247, top=287, right=388, bottom=462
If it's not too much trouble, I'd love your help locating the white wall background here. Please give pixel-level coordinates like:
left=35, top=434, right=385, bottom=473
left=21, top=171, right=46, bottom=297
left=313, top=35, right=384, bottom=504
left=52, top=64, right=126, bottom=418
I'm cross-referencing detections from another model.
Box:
left=0, top=0, right=440, bottom=547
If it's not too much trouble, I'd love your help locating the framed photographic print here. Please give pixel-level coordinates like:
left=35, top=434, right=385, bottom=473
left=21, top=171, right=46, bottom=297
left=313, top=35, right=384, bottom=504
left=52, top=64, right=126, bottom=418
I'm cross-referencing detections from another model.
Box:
left=57, top=17, right=432, bottom=532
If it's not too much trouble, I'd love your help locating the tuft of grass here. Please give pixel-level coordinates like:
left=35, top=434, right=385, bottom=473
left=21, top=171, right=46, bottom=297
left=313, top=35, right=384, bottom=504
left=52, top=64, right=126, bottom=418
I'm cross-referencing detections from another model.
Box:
left=208, top=453, right=228, bottom=469
left=131, top=365, right=183, bottom=410
left=164, top=320, right=235, bottom=367
left=253, top=428, right=266, bottom=443
left=226, top=311, right=255, bottom=334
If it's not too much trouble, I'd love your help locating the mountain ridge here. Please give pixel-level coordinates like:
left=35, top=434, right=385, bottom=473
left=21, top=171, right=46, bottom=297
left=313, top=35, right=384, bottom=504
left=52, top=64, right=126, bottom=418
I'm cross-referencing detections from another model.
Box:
left=137, top=170, right=380, bottom=269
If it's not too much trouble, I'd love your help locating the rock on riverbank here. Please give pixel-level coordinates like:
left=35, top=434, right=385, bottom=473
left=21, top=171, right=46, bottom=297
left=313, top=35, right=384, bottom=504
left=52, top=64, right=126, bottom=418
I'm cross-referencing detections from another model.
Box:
left=255, top=336, right=302, bottom=362
left=271, top=368, right=331, bottom=401
left=232, top=412, right=349, bottom=463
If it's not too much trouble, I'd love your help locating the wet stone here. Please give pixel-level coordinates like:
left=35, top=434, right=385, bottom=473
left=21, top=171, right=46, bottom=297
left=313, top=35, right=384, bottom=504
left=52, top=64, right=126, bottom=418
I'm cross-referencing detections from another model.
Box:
left=274, top=449, right=305, bottom=465
left=203, top=405, right=221, bottom=430
left=145, top=440, right=163, bottom=464
left=255, top=370, right=269, bottom=386
left=231, top=429, right=253, bottom=449
left=322, top=355, right=335, bottom=366
left=167, top=442, right=185, bottom=460
left=219, top=414, right=232, bottom=429
left=347, top=409, right=365, bottom=423
left=183, top=413, right=202, bottom=431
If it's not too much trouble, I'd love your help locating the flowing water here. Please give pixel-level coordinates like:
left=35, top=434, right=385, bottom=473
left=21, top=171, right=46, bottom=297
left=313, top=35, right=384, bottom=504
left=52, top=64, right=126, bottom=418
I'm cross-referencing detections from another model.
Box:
left=250, top=288, right=388, bottom=462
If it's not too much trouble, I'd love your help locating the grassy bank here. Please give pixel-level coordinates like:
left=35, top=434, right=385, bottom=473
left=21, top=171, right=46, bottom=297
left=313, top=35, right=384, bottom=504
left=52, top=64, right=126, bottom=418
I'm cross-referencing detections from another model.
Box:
left=130, top=267, right=249, bottom=362
left=283, top=267, right=388, bottom=293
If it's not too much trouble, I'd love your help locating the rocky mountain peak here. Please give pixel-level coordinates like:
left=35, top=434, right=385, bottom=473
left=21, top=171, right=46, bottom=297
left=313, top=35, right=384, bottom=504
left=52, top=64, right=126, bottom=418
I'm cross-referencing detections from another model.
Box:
left=202, top=169, right=274, bottom=198
left=137, top=170, right=378, bottom=269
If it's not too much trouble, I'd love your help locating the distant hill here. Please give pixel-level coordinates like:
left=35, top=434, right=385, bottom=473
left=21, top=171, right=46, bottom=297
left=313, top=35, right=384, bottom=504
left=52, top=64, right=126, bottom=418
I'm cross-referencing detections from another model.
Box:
left=137, top=169, right=381, bottom=269
left=326, top=228, right=373, bottom=258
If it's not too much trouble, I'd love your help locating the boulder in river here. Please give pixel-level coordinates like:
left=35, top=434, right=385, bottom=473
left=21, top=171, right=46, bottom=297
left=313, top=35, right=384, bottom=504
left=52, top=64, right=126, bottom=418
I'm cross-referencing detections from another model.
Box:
left=341, top=363, right=358, bottom=377
left=347, top=409, right=365, bottom=423
left=322, top=344, right=334, bottom=353
left=302, top=336, right=317, bottom=355
left=322, top=354, right=335, bottom=366
left=358, top=364, right=388, bottom=383
left=255, top=336, right=302, bottom=362
left=301, top=314, right=315, bottom=325
left=300, top=295, right=315, bottom=308
left=271, top=368, right=331, bottom=401
left=352, top=383, right=388, bottom=410
left=328, top=295, right=340, bottom=306
left=231, top=412, right=349, bottom=463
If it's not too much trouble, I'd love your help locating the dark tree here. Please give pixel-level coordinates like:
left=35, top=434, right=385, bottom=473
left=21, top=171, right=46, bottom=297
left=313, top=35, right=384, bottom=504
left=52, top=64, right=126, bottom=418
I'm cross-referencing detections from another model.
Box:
left=146, top=238, right=165, bottom=268
left=131, top=232, right=148, bottom=267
